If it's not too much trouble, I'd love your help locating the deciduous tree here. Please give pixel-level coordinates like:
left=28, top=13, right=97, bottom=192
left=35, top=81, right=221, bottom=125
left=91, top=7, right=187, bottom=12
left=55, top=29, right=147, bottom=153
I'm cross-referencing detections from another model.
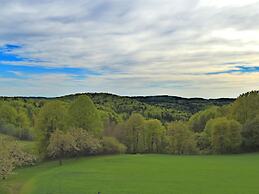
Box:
left=166, top=121, right=197, bottom=154
left=47, top=130, right=77, bottom=165
left=205, top=117, right=242, bottom=153
left=68, top=96, right=102, bottom=133
left=36, top=101, right=67, bottom=152
left=242, top=115, right=259, bottom=151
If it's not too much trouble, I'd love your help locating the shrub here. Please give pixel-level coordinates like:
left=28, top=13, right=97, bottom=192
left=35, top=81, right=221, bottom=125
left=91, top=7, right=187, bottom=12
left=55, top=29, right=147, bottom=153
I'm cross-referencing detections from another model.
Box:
left=102, top=137, right=127, bottom=154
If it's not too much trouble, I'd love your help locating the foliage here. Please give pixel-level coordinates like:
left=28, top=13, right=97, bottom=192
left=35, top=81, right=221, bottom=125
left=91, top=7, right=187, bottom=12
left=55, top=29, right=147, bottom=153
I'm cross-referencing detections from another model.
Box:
left=70, top=128, right=102, bottom=155
left=231, top=91, right=259, bottom=124
left=0, top=137, right=36, bottom=180
left=0, top=103, right=17, bottom=124
left=0, top=103, right=33, bottom=140
left=144, top=119, right=166, bottom=153
left=205, top=117, right=242, bottom=153
left=76, top=93, right=191, bottom=122
left=0, top=91, right=258, bottom=159
left=36, top=101, right=67, bottom=134
left=68, top=95, right=102, bottom=133
left=47, top=130, right=77, bottom=165
left=195, top=132, right=211, bottom=153
left=134, top=95, right=234, bottom=114
left=242, top=115, right=259, bottom=151
left=189, top=106, right=221, bottom=132
left=36, top=101, right=68, bottom=153
left=101, top=136, right=126, bottom=154
left=123, top=113, right=145, bottom=153
left=166, top=121, right=197, bottom=154
left=0, top=142, right=15, bottom=180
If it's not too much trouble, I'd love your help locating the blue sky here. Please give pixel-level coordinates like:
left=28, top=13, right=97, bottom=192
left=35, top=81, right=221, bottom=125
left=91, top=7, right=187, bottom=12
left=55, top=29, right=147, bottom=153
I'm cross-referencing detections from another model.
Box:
left=0, top=44, right=98, bottom=79
left=0, top=0, right=259, bottom=97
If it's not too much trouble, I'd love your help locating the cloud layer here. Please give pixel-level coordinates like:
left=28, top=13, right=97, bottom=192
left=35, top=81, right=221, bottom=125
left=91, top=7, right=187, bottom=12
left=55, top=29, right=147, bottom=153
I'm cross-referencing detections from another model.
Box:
left=0, top=0, right=259, bottom=97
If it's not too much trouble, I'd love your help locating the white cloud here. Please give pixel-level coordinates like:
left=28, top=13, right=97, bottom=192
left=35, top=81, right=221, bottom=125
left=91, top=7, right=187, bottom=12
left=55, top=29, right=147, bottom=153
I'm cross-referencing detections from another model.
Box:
left=0, top=0, right=259, bottom=98
left=199, top=0, right=259, bottom=8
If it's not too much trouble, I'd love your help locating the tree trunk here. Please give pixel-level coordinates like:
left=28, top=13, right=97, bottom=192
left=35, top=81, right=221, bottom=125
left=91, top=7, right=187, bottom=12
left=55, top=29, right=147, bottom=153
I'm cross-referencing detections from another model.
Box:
left=59, top=158, right=63, bottom=166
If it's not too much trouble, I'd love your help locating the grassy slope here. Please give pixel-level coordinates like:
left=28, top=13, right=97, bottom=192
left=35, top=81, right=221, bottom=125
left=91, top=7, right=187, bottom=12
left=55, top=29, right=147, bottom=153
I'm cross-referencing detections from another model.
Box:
left=0, top=133, right=38, bottom=194
left=1, top=154, right=259, bottom=194
left=0, top=133, right=38, bottom=154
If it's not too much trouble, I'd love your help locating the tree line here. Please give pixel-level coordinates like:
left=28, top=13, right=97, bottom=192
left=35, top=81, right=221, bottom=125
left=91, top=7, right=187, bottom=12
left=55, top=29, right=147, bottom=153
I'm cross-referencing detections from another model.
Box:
left=0, top=91, right=259, bottom=180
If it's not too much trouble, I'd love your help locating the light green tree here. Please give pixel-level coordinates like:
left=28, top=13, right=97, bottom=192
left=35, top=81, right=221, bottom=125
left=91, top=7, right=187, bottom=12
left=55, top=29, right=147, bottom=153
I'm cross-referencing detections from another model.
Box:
left=36, top=101, right=68, bottom=152
left=144, top=119, right=165, bottom=153
left=124, top=113, right=145, bottom=153
left=189, top=106, right=221, bottom=132
left=166, top=121, right=197, bottom=154
left=231, top=91, right=259, bottom=124
left=0, top=103, right=17, bottom=125
left=68, top=95, right=102, bottom=133
left=16, top=111, right=31, bottom=139
left=205, top=117, right=242, bottom=153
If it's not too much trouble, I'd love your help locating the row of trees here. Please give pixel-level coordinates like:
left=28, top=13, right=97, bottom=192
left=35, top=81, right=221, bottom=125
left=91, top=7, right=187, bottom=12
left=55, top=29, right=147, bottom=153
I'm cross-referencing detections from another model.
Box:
left=111, top=113, right=233, bottom=155
left=188, top=91, right=259, bottom=153
left=36, top=96, right=126, bottom=164
left=0, top=91, right=258, bottom=179
left=104, top=91, right=258, bottom=155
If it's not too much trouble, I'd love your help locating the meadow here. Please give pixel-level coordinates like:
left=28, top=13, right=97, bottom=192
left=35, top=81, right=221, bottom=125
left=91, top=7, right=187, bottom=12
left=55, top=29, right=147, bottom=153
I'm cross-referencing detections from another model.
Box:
left=1, top=154, right=259, bottom=194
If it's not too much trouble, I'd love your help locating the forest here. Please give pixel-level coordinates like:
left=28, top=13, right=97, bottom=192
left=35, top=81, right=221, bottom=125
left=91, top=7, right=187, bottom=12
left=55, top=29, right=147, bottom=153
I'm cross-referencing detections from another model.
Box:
left=0, top=90, right=258, bottom=180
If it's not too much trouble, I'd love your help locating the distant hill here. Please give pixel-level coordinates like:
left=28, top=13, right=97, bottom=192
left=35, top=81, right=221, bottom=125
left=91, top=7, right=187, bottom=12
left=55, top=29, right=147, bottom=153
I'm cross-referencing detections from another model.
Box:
left=56, top=93, right=235, bottom=119
left=0, top=93, right=235, bottom=122
left=132, top=95, right=235, bottom=114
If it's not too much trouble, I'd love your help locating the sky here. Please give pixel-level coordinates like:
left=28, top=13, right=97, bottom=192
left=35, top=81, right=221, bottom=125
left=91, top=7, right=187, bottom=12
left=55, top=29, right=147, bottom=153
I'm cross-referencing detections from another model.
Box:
left=0, top=0, right=259, bottom=98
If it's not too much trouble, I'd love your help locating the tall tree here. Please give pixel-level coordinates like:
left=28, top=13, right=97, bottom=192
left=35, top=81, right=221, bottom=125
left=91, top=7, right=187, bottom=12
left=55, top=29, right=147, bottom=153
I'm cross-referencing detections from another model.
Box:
left=68, top=95, right=102, bottom=133
left=205, top=117, right=242, bottom=153
left=189, top=106, right=221, bottom=132
left=36, top=101, right=67, bottom=152
left=231, top=91, right=259, bottom=124
left=124, top=113, right=145, bottom=153
left=0, top=103, right=17, bottom=125
left=166, top=121, right=197, bottom=154
left=144, top=119, right=165, bottom=153
left=16, top=111, right=31, bottom=140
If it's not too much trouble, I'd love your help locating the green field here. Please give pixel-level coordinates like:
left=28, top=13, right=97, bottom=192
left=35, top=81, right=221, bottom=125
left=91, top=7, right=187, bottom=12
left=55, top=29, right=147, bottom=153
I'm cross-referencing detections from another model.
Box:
left=1, top=154, right=259, bottom=194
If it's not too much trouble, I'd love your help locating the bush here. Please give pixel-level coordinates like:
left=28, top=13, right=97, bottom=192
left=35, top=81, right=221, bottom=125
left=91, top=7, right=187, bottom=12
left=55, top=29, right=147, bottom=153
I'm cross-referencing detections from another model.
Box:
left=70, top=128, right=102, bottom=155
left=102, top=137, right=127, bottom=154
left=0, top=137, right=37, bottom=179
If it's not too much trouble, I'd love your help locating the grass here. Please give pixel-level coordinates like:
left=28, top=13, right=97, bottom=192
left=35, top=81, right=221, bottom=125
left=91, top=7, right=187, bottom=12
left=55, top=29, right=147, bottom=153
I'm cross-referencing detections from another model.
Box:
left=1, top=154, right=259, bottom=194
left=0, top=133, right=38, bottom=154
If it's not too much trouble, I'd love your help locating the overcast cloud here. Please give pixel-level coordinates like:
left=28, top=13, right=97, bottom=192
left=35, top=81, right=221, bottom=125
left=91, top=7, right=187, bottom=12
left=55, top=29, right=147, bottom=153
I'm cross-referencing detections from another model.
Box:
left=0, top=0, right=259, bottom=98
